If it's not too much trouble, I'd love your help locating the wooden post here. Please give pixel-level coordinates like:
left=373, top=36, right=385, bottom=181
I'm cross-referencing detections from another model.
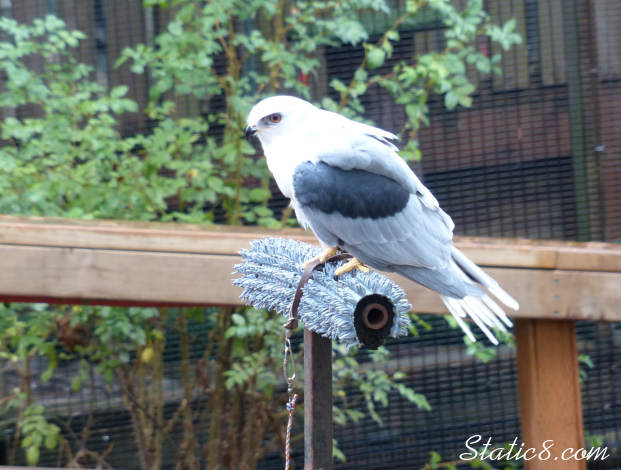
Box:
left=304, top=329, right=333, bottom=470
left=515, top=319, right=586, bottom=470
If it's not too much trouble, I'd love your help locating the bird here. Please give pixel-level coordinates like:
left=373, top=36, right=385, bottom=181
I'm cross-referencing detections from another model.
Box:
left=245, top=95, right=519, bottom=344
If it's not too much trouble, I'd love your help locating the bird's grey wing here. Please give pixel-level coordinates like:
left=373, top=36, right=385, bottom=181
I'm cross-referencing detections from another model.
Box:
left=315, top=110, right=454, bottom=231
left=292, top=161, right=452, bottom=270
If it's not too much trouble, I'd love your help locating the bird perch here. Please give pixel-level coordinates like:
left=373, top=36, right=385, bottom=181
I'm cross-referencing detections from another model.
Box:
left=233, top=237, right=412, bottom=349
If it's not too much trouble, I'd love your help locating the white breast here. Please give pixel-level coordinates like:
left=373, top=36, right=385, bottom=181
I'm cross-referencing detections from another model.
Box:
left=262, top=136, right=318, bottom=199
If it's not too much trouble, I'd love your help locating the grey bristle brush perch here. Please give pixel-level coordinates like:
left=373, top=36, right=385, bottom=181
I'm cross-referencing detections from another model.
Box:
left=233, top=237, right=411, bottom=349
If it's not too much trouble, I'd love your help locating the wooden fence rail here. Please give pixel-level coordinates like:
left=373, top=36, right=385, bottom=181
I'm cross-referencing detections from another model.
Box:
left=0, top=215, right=620, bottom=320
left=1, top=215, right=621, bottom=469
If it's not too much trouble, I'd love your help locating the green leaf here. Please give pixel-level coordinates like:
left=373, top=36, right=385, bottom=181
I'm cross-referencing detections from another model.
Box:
left=429, top=451, right=442, bottom=469
left=333, top=439, right=347, bottom=463
left=207, top=176, right=225, bottom=193
left=168, top=20, right=183, bottom=36
left=475, top=58, right=491, bottom=74
left=367, top=48, right=386, bottom=69
left=26, top=446, right=39, bottom=465
left=110, top=85, right=129, bottom=99
left=578, top=354, right=594, bottom=368
left=444, top=90, right=456, bottom=109
left=386, top=30, right=399, bottom=42
left=249, top=187, right=271, bottom=202
left=44, top=432, right=57, bottom=450
left=70, top=374, right=82, bottom=392
left=253, top=206, right=272, bottom=217
left=40, top=368, right=53, bottom=383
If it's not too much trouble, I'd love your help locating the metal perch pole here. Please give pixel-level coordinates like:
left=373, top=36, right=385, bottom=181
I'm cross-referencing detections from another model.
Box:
left=233, top=238, right=412, bottom=469
left=304, top=329, right=333, bottom=470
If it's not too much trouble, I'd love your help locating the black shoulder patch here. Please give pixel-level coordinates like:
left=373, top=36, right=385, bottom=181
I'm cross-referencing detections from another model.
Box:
left=293, top=161, right=410, bottom=219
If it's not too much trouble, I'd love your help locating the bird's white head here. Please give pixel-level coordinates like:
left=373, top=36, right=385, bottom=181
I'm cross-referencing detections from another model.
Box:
left=245, top=95, right=317, bottom=149
left=245, top=96, right=319, bottom=197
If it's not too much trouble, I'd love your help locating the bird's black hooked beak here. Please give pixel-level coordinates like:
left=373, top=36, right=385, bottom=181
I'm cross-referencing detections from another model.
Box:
left=245, top=125, right=257, bottom=140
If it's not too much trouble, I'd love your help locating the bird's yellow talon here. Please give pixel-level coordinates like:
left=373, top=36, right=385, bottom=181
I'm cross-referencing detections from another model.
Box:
left=302, top=246, right=338, bottom=268
left=334, top=258, right=369, bottom=276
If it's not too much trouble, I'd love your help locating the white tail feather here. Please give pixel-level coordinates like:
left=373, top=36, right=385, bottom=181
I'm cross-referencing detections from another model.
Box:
left=439, top=248, right=520, bottom=344
left=451, top=247, right=520, bottom=311
left=442, top=295, right=498, bottom=345
left=481, top=295, right=513, bottom=328
left=443, top=294, right=511, bottom=345
left=488, top=284, right=520, bottom=311
left=466, top=296, right=507, bottom=332
left=442, top=297, right=476, bottom=343
left=461, top=297, right=499, bottom=345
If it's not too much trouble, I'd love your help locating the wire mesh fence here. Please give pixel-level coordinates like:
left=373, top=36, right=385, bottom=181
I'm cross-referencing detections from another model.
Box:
left=1, top=0, right=621, bottom=469
left=4, top=0, right=620, bottom=241
left=324, top=0, right=621, bottom=242
left=2, top=316, right=620, bottom=469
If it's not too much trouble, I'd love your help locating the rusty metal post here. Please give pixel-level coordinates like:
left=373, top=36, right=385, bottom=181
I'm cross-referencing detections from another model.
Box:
left=304, top=329, right=333, bottom=470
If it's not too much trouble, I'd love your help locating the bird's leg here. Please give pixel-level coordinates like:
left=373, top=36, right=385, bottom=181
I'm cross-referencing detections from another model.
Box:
left=302, top=246, right=339, bottom=268
left=334, top=257, right=370, bottom=276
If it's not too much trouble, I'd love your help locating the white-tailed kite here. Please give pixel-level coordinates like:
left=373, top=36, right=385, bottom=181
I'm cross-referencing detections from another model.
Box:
left=245, top=95, right=519, bottom=344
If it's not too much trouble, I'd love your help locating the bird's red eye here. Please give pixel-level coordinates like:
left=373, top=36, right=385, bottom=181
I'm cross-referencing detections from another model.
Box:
left=268, top=113, right=282, bottom=123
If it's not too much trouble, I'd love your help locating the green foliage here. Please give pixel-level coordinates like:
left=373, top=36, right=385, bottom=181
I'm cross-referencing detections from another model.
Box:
left=0, top=1, right=520, bottom=221
left=0, top=303, right=59, bottom=385
left=20, top=405, right=60, bottom=466
left=0, top=1, right=522, bottom=468
left=333, top=438, right=347, bottom=463
left=333, top=344, right=430, bottom=426
left=578, top=353, right=595, bottom=383
left=444, top=314, right=515, bottom=362
left=408, top=311, right=433, bottom=336
left=0, top=302, right=63, bottom=465
left=223, top=309, right=282, bottom=397
left=0, top=16, right=138, bottom=219
left=584, top=430, right=605, bottom=449
left=325, top=0, right=521, bottom=161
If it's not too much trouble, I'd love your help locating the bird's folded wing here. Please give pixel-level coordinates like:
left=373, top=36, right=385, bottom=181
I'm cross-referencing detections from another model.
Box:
left=292, top=161, right=453, bottom=270
left=312, top=115, right=455, bottom=232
